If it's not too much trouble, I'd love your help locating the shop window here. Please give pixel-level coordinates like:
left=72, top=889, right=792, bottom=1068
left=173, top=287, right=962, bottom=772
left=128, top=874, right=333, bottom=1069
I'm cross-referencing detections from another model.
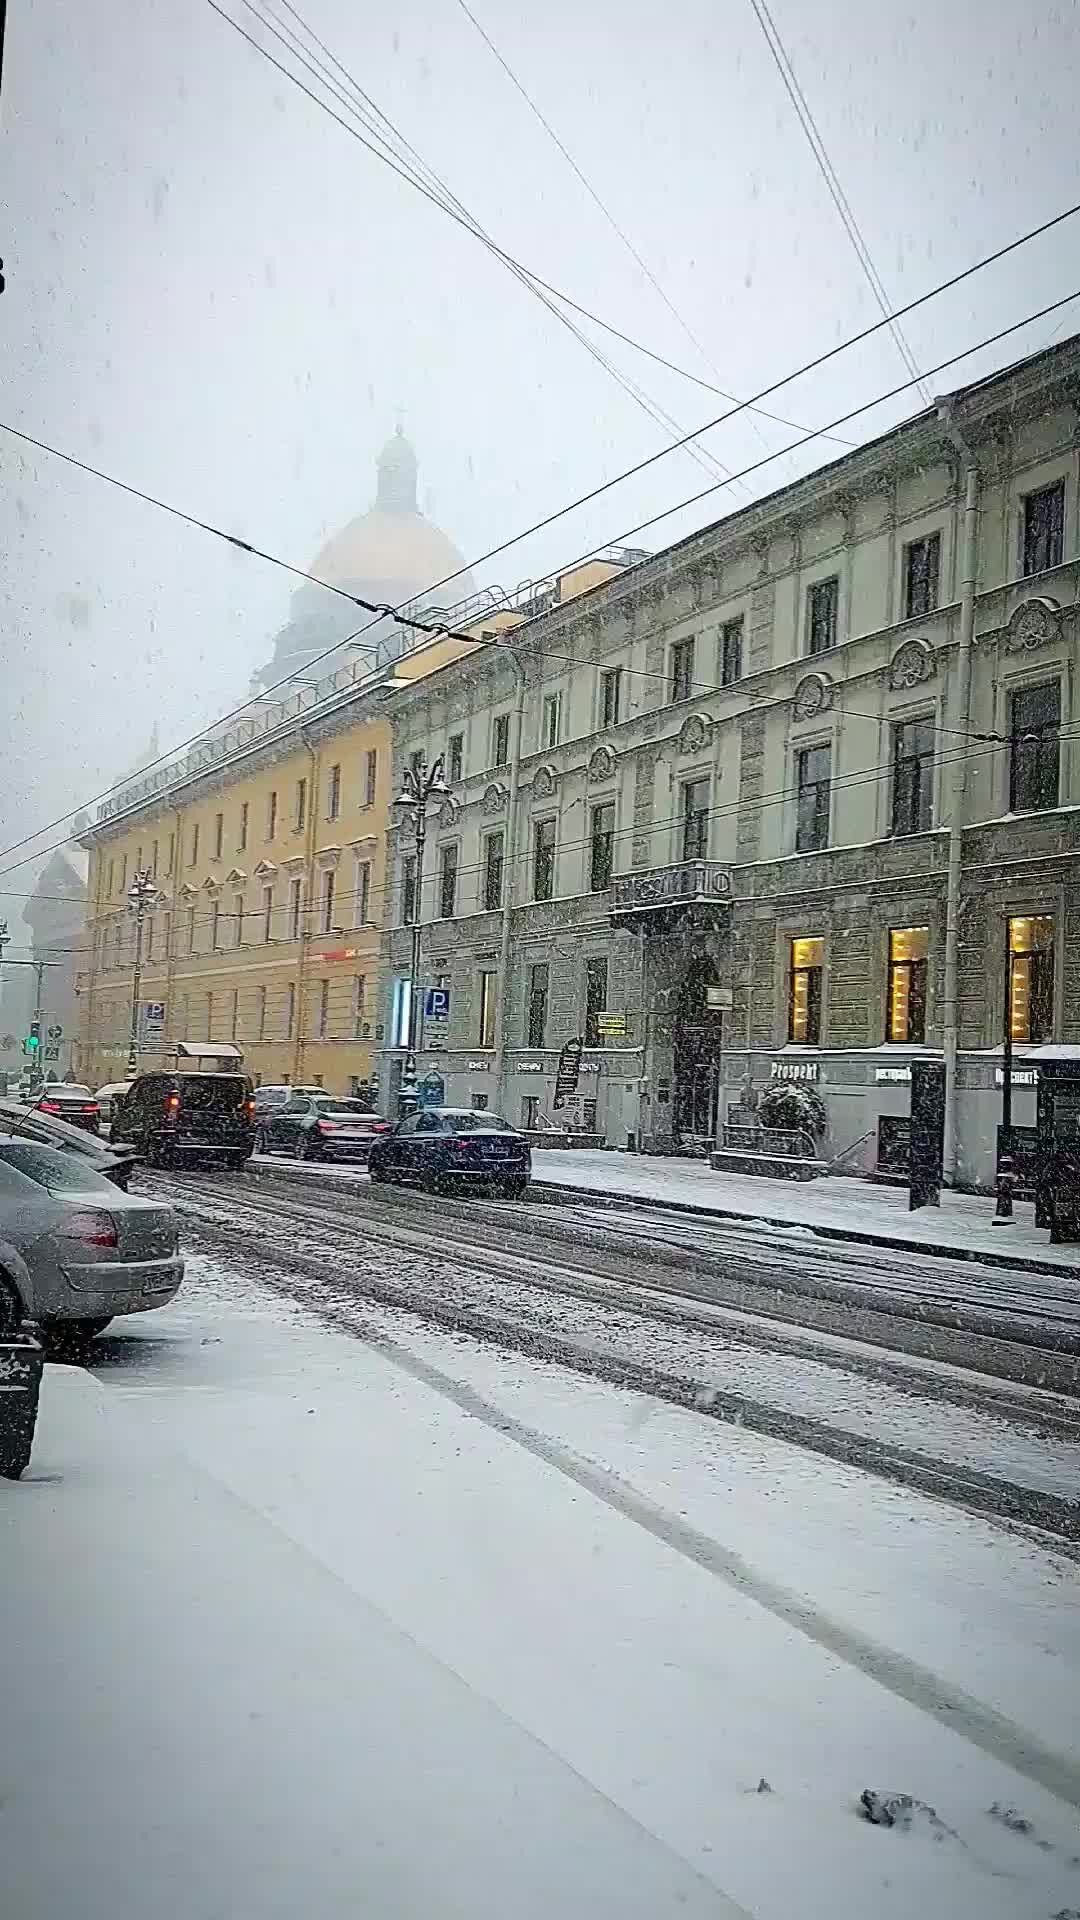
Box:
left=887, top=927, right=928, bottom=1043
left=1008, top=915, right=1054, bottom=1043
left=788, top=937, right=823, bottom=1045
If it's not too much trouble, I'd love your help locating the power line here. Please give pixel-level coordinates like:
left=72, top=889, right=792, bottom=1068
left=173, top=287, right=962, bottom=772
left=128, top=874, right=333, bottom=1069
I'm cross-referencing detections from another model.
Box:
left=210, top=0, right=859, bottom=452
left=748, top=0, right=933, bottom=408
left=82, top=719, right=1080, bottom=953
left=2, top=258, right=1077, bottom=883
left=449, top=0, right=778, bottom=461
left=218, top=0, right=737, bottom=491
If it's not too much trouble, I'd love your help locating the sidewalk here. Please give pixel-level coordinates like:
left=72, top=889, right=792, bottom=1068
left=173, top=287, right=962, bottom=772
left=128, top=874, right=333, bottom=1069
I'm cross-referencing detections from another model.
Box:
left=530, top=1149, right=1080, bottom=1277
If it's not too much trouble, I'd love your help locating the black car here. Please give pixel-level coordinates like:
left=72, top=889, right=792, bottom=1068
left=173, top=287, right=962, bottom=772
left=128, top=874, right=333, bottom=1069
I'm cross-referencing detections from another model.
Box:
left=258, top=1094, right=391, bottom=1163
left=35, top=1085, right=101, bottom=1134
left=113, top=1071, right=257, bottom=1169
left=368, top=1108, right=531, bottom=1198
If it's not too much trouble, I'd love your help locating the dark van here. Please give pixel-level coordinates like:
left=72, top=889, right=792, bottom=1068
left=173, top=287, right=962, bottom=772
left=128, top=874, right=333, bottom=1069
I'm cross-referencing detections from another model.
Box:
left=113, top=1072, right=256, bottom=1169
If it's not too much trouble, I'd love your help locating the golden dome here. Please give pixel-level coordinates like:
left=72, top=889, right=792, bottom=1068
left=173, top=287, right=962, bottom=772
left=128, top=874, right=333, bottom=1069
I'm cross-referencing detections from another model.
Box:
left=309, top=430, right=473, bottom=604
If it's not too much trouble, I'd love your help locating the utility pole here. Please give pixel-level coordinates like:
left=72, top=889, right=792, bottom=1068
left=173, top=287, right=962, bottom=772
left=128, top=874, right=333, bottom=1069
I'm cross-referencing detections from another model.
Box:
left=392, top=754, right=449, bottom=1112
left=938, top=406, right=980, bottom=1181
left=491, top=654, right=526, bottom=1122
left=126, top=869, right=160, bottom=1077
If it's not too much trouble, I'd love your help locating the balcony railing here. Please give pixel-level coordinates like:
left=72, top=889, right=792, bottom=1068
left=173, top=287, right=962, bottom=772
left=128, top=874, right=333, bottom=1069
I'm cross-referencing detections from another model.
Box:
left=611, top=860, right=732, bottom=917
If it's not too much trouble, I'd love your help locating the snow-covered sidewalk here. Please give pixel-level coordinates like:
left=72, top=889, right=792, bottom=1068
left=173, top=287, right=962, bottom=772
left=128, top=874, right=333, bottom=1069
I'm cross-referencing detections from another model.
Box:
left=2, top=1267, right=1078, bottom=1919
left=530, top=1148, right=1080, bottom=1274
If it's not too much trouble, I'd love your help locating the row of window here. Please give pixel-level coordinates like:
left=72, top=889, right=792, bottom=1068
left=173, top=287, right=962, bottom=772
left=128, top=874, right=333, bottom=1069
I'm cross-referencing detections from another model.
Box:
left=103, top=754, right=380, bottom=898
left=402, top=678, right=1064, bottom=922
left=145, top=977, right=370, bottom=1048
left=789, top=913, right=1054, bottom=1048
left=421, top=480, right=1069, bottom=784
left=96, top=859, right=376, bottom=967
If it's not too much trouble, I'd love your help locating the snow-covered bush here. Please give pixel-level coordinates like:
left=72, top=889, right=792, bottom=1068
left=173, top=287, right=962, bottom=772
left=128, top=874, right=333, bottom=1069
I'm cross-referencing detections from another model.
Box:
left=757, top=1082, right=826, bottom=1138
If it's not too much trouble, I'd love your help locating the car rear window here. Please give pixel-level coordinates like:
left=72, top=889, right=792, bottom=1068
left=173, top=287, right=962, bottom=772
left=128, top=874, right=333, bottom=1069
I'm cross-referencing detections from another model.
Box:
left=314, top=1098, right=375, bottom=1117
left=0, top=1141, right=117, bottom=1193
left=177, top=1076, right=250, bottom=1109
left=44, top=1086, right=93, bottom=1101
left=446, top=1112, right=514, bottom=1132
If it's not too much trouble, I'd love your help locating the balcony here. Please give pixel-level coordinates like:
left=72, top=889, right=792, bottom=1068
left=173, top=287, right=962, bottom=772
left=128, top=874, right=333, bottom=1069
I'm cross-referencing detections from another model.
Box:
left=610, top=860, right=732, bottom=925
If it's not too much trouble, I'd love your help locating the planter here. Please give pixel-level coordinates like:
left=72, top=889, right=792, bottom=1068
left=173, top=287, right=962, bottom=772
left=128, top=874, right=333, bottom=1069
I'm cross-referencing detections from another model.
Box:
left=0, top=1329, right=45, bottom=1480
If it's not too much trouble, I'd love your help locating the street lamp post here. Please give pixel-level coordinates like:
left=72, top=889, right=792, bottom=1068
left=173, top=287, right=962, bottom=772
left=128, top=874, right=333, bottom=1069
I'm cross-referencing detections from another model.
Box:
left=125, top=869, right=160, bottom=1078
left=392, top=756, right=449, bottom=1111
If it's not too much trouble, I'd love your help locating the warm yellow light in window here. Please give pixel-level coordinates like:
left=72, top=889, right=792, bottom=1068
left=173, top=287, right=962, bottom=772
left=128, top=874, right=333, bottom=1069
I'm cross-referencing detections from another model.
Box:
left=889, top=926, right=928, bottom=965
left=791, top=936, right=824, bottom=971
left=1009, top=914, right=1053, bottom=955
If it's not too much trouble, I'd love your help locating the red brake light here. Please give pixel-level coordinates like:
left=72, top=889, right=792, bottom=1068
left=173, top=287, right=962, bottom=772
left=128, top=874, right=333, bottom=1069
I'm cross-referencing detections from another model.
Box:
left=244, top=1098, right=256, bottom=1118
left=166, top=1093, right=181, bottom=1112
left=40, top=1101, right=62, bottom=1115
left=60, top=1210, right=118, bottom=1249
left=316, top=1119, right=340, bottom=1133
left=81, top=1105, right=98, bottom=1114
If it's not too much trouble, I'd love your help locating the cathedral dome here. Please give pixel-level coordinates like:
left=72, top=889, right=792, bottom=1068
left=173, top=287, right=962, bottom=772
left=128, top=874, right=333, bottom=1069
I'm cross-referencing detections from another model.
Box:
left=253, top=430, right=473, bottom=690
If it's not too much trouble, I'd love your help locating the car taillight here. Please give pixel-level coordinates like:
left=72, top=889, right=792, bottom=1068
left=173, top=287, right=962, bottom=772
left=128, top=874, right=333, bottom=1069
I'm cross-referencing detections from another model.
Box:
left=373, top=1122, right=391, bottom=1132
left=166, top=1093, right=181, bottom=1112
left=244, top=1098, right=256, bottom=1118
left=60, top=1211, right=118, bottom=1249
left=316, top=1119, right=340, bottom=1133
left=40, top=1101, right=62, bottom=1115
left=81, top=1105, right=99, bottom=1115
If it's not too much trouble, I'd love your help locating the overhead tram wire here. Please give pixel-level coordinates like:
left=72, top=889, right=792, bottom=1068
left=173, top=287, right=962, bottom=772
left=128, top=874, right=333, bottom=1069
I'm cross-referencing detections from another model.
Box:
left=747, top=0, right=933, bottom=408
left=225, top=0, right=737, bottom=493
left=84, top=715, right=1080, bottom=954
left=450, top=0, right=784, bottom=468
left=1, top=264, right=1077, bottom=879
left=210, top=0, right=851, bottom=455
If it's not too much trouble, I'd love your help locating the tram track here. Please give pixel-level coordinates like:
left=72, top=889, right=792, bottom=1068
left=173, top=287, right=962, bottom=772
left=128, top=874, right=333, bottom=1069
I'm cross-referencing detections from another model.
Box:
left=153, top=1169, right=1080, bottom=1546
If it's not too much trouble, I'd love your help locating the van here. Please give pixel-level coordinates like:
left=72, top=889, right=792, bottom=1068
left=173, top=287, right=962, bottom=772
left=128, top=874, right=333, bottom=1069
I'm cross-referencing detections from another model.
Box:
left=113, top=1072, right=256, bottom=1170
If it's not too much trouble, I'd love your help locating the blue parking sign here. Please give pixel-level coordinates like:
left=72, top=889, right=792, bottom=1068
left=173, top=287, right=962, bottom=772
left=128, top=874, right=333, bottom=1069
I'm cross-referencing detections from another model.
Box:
left=424, top=987, right=450, bottom=1019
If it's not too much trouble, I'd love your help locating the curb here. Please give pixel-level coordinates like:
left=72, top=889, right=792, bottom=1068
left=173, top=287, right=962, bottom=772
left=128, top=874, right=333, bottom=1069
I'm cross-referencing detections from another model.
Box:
left=525, top=1177, right=1080, bottom=1282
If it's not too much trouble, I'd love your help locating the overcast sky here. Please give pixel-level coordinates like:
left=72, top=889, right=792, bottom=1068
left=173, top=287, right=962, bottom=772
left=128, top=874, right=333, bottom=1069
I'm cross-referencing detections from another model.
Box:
left=3, top=0, right=1080, bottom=937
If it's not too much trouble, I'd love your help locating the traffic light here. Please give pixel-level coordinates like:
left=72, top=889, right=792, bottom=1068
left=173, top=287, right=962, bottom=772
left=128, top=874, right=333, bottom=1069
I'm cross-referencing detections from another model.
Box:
left=25, top=1020, right=40, bottom=1055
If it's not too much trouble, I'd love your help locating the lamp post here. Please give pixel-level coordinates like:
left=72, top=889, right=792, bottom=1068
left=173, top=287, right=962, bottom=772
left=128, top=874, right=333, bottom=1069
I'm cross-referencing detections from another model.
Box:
left=125, top=869, right=160, bottom=1078
left=392, top=755, right=449, bottom=1111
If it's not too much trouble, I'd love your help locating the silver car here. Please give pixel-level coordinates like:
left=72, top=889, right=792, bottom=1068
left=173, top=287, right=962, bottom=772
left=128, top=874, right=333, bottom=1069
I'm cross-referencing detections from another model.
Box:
left=0, top=1135, right=183, bottom=1338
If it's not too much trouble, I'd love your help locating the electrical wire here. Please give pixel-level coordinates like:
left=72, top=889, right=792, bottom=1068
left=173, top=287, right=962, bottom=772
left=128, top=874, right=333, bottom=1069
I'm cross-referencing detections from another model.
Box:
left=222, top=0, right=737, bottom=491
left=747, top=0, right=933, bottom=408
left=2, top=250, right=1077, bottom=881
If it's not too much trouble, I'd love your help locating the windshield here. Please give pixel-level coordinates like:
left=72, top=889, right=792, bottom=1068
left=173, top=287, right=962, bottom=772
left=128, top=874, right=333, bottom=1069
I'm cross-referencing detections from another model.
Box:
left=0, top=1142, right=117, bottom=1194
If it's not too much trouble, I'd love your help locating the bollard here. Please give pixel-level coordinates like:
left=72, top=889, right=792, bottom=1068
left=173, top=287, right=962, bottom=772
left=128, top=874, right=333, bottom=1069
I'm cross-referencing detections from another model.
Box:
left=0, top=1323, right=45, bottom=1479
left=992, top=1152, right=1016, bottom=1226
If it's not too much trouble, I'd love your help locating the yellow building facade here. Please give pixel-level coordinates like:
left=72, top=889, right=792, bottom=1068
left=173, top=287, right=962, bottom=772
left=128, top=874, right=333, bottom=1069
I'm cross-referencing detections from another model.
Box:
left=78, top=701, right=394, bottom=1094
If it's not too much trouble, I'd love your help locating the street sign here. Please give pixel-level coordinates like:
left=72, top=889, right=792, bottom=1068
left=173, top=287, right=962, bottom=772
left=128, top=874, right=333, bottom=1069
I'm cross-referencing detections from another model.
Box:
left=139, top=1001, right=166, bottom=1043
left=705, top=986, right=734, bottom=1012
left=42, top=1045, right=60, bottom=1062
left=417, top=1071, right=445, bottom=1109
left=424, top=987, right=450, bottom=1019
left=597, top=1011, right=626, bottom=1038
left=46, top=1024, right=63, bottom=1041
left=553, top=1036, right=583, bottom=1109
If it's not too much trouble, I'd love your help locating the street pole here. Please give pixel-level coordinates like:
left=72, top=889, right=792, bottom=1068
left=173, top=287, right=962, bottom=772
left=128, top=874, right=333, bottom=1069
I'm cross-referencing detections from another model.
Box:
left=994, top=923, right=1015, bottom=1224
left=393, top=755, right=449, bottom=1112
left=491, top=654, right=526, bottom=1120
left=125, top=869, right=159, bottom=1078
left=940, top=437, right=979, bottom=1181
left=30, top=961, right=46, bottom=1092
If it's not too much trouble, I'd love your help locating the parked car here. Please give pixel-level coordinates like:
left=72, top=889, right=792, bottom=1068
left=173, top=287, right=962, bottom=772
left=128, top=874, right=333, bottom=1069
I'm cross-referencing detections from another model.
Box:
left=34, top=1084, right=101, bottom=1134
left=367, top=1108, right=531, bottom=1197
left=0, top=1134, right=183, bottom=1339
left=253, top=1083, right=325, bottom=1121
left=94, top=1080, right=134, bottom=1125
left=258, top=1094, right=391, bottom=1163
left=112, top=1071, right=257, bottom=1169
left=0, top=1098, right=135, bottom=1189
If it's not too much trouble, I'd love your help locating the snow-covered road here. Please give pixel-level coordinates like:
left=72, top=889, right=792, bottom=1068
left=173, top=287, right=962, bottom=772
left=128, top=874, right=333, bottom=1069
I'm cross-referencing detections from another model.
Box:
left=3, top=1241, right=1079, bottom=1918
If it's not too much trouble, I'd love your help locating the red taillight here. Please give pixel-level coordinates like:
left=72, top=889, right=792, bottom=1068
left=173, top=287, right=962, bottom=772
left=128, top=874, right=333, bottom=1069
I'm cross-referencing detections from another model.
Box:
left=244, top=1098, right=256, bottom=1118
left=166, top=1093, right=181, bottom=1112
left=373, top=1122, right=391, bottom=1133
left=60, top=1210, right=118, bottom=1249
left=81, top=1105, right=99, bottom=1115
left=40, top=1101, right=62, bottom=1115
left=316, top=1119, right=340, bottom=1134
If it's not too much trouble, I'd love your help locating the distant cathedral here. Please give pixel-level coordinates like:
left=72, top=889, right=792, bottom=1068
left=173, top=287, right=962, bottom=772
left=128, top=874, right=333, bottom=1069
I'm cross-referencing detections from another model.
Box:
left=250, top=429, right=475, bottom=693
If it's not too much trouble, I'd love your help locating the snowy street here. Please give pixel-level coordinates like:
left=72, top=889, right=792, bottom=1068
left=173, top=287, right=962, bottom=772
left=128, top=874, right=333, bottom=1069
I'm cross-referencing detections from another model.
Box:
left=3, top=1193, right=1080, bottom=1919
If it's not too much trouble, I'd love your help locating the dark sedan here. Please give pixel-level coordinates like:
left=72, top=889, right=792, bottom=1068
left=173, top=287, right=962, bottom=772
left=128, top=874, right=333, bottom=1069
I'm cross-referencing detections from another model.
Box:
left=258, top=1094, right=391, bottom=1163
left=0, top=1099, right=135, bottom=1189
left=368, top=1108, right=531, bottom=1198
left=35, top=1086, right=101, bottom=1134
